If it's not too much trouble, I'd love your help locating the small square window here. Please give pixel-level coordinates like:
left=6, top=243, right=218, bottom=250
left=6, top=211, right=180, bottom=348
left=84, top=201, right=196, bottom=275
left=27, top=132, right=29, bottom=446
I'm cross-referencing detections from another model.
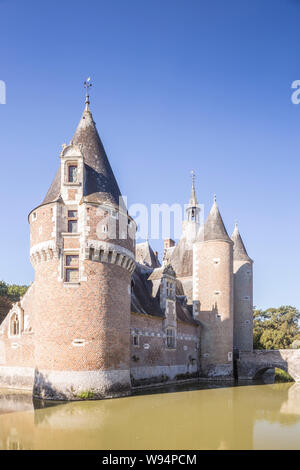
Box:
left=67, top=210, right=78, bottom=233
left=66, top=255, right=79, bottom=266
left=64, top=254, right=79, bottom=283
left=65, top=268, right=79, bottom=283
left=68, top=210, right=77, bottom=218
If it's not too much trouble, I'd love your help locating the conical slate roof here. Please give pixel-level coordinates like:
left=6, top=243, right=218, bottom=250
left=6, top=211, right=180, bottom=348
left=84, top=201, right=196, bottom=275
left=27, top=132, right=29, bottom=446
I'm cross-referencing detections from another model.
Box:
left=136, top=241, right=161, bottom=269
left=42, top=167, right=61, bottom=205
left=202, top=197, right=232, bottom=242
left=43, top=101, right=123, bottom=209
left=231, top=223, right=252, bottom=262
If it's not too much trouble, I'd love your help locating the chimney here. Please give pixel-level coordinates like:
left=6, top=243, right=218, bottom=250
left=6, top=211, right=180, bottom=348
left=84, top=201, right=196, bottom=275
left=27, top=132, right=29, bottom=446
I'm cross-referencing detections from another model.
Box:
left=164, top=238, right=175, bottom=251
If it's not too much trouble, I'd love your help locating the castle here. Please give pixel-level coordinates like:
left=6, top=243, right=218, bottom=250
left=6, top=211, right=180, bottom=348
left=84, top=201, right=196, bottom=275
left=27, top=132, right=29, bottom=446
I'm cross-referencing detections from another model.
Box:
left=0, top=89, right=253, bottom=400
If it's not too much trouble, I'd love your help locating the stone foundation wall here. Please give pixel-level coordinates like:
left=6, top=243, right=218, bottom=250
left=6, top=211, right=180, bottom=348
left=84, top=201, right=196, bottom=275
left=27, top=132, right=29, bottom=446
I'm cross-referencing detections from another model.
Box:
left=0, top=366, right=34, bottom=390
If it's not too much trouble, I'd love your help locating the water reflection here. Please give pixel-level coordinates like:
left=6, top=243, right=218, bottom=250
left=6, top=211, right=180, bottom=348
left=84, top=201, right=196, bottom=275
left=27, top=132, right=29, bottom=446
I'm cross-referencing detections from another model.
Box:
left=1, top=382, right=300, bottom=449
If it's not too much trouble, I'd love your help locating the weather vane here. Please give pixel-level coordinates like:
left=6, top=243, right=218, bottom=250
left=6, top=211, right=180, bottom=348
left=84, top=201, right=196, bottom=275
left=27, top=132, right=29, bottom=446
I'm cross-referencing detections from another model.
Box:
left=84, top=77, right=92, bottom=109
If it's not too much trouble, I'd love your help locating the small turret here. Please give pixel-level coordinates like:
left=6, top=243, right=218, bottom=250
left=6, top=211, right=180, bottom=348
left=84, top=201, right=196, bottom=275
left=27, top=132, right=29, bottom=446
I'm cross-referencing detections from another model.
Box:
left=186, top=171, right=201, bottom=223
left=181, top=171, right=202, bottom=245
left=193, top=196, right=234, bottom=378
left=231, top=222, right=253, bottom=353
left=166, top=173, right=202, bottom=302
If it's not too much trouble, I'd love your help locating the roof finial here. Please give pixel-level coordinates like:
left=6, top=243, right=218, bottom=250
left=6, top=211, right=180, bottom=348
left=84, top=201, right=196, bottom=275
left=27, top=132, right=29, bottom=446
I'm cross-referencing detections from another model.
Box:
left=191, top=169, right=196, bottom=190
left=234, top=219, right=238, bottom=230
left=214, top=194, right=217, bottom=203
left=84, top=77, right=92, bottom=111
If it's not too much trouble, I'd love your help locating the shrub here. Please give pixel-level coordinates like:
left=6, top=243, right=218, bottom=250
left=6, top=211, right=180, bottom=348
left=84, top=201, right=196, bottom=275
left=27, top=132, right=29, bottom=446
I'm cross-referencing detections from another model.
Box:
left=77, top=390, right=94, bottom=399
left=274, top=368, right=294, bottom=383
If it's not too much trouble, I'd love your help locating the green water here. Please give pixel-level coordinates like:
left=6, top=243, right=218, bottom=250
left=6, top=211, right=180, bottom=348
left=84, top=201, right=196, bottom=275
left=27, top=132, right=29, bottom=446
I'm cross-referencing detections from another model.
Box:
left=1, top=382, right=300, bottom=450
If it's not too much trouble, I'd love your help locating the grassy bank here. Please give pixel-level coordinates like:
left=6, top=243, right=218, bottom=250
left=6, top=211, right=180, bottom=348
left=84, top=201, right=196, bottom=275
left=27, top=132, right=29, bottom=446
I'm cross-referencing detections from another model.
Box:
left=274, top=368, right=294, bottom=383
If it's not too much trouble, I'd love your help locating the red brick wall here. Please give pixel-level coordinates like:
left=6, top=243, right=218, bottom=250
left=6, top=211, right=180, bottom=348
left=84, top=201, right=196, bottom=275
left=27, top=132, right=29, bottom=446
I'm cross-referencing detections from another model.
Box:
left=32, top=258, right=131, bottom=372
left=193, top=239, right=233, bottom=374
left=30, top=204, right=55, bottom=248
left=130, top=313, right=199, bottom=373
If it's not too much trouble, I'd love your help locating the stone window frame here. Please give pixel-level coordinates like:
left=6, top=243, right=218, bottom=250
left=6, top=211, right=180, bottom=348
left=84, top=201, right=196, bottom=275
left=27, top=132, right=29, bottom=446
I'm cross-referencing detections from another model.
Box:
left=166, top=327, right=176, bottom=349
left=67, top=209, right=78, bottom=233
left=64, top=252, right=80, bottom=283
left=64, top=160, right=80, bottom=186
left=8, top=309, right=23, bottom=338
left=166, top=280, right=175, bottom=298
left=68, top=163, right=78, bottom=183
left=132, top=332, right=140, bottom=347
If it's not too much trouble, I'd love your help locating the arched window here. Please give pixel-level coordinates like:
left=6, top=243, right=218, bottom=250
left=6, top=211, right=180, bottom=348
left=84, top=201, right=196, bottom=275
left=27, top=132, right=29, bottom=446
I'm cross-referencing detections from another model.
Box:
left=10, top=313, right=20, bottom=336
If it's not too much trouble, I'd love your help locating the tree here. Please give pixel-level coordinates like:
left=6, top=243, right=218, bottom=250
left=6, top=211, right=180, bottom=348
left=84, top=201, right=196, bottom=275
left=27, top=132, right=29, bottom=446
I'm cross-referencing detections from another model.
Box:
left=7, top=284, right=28, bottom=302
left=253, top=306, right=300, bottom=350
left=0, top=281, right=28, bottom=302
left=0, top=281, right=8, bottom=298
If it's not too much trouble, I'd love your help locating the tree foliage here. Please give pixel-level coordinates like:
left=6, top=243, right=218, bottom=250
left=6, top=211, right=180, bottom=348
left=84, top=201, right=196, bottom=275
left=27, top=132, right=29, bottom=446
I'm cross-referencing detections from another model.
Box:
left=253, top=306, right=300, bottom=350
left=0, top=281, right=28, bottom=302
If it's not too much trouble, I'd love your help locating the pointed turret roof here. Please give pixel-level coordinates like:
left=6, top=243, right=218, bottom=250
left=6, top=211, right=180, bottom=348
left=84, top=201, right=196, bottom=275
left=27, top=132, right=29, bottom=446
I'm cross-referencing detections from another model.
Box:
left=188, top=170, right=198, bottom=207
left=136, top=241, right=161, bottom=269
left=202, top=196, right=232, bottom=242
left=43, top=89, right=123, bottom=209
left=231, top=222, right=252, bottom=262
left=188, top=182, right=198, bottom=207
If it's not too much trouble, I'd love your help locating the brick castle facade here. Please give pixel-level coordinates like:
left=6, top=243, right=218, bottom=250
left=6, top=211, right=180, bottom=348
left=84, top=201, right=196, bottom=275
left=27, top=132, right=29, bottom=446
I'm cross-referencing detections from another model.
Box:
left=0, top=90, right=253, bottom=400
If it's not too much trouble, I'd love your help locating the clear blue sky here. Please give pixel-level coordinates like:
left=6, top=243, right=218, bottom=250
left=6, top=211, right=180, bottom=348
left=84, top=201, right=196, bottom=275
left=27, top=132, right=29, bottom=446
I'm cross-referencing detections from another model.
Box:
left=0, top=0, right=300, bottom=311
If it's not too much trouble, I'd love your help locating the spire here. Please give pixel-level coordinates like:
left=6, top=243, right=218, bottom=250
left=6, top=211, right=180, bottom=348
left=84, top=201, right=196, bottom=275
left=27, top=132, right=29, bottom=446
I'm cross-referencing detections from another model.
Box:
left=84, top=77, right=92, bottom=111
left=186, top=170, right=200, bottom=222
left=43, top=82, right=124, bottom=209
left=231, top=222, right=252, bottom=261
left=202, top=196, right=232, bottom=242
left=188, top=170, right=198, bottom=206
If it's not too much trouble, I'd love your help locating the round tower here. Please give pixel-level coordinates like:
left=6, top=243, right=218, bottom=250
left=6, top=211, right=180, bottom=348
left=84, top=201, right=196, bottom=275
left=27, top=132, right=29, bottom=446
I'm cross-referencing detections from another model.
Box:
left=29, top=87, right=136, bottom=400
left=193, top=197, right=234, bottom=378
left=231, top=222, right=253, bottom=353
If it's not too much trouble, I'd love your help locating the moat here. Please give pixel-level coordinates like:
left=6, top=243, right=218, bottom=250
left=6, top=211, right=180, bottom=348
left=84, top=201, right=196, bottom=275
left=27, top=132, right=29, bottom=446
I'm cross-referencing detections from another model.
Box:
left=1, top=381, right=300, bottom=450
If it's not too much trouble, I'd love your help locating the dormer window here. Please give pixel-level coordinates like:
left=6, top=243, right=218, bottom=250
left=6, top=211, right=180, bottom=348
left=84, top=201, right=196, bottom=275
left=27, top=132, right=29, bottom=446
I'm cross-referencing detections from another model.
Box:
left=68, top=164, right=78, bottom=183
